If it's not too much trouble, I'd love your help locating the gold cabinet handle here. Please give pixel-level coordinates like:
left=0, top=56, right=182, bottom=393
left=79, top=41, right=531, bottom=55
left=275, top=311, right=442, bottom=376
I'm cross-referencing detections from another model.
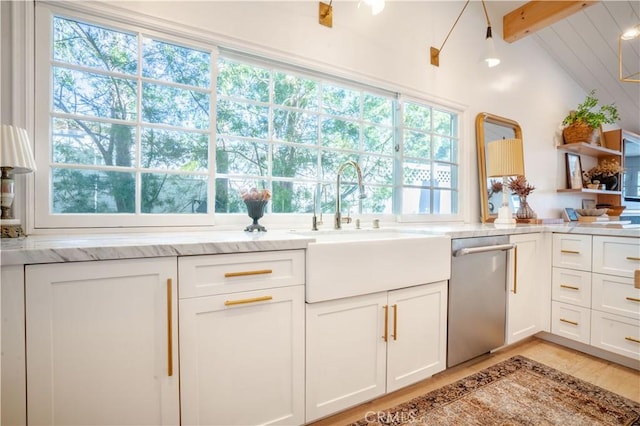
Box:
left=224, top=295, right=273, bottom=306
left=392, top=304, right=398, bottom=341
left=167, top=278, right=173, bottom=377
left=561, top=249, right=580, bottom=254
left=626, top=297, right=640, bottom=303
left=513, top=245, right=518, bottom=294
left=625, top=336, right=640, bottom=344
left=560, top=284, right=580, bottom=290
left=224, top=269, right=273, bottom=278
left=560, top=318, right=578, bottom=326
left=382, top=305, right=388, bottom=342
left=626, top=257, right=640, bottom=262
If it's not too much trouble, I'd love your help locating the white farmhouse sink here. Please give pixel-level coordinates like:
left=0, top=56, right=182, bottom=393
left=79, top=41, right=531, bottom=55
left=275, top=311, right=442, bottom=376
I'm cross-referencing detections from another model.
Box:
left=296, top=229, right=451, bottom=302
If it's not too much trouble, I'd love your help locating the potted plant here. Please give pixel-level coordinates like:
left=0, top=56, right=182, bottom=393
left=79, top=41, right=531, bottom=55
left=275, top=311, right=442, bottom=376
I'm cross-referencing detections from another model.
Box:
left=562, top=89, right=619, bottom=144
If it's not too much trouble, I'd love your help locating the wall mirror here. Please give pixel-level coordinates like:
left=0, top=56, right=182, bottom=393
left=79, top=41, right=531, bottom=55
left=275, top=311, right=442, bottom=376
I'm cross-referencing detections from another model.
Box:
left=476, top=112, right=523, bottom=223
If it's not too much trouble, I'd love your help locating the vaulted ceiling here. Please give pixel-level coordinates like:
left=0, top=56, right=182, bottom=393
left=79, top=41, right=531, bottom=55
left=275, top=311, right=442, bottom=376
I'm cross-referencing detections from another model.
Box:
left=501, top=1, right=639, bottom=134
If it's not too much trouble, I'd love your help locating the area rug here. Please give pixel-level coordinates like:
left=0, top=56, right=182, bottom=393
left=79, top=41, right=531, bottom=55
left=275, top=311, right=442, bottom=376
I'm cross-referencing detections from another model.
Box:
left=350, top=355, right=640, bottom=425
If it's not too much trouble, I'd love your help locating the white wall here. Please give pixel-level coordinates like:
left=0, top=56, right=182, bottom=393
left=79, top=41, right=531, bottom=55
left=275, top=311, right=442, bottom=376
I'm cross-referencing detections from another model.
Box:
left=8, top=0, right=593, bottom=224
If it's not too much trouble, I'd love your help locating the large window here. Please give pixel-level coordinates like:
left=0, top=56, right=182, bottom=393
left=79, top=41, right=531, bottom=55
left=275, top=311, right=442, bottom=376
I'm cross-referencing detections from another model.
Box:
left=34, top=7, right=460, bottom=229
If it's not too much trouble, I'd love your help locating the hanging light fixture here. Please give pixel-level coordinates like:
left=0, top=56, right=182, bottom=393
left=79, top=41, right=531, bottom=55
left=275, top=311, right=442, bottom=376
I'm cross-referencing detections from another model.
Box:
left=430, top=0, right=499, bottom=68
left=481, top=0, right=500, bottom=67
left=360, top=0, right=385, bottom=15
left=619, top=23, right=640, bottom=82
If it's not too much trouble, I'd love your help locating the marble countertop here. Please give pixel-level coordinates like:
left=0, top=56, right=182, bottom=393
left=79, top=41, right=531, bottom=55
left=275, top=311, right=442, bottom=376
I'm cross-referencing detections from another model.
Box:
left=1, top=222, right=638, bottom=266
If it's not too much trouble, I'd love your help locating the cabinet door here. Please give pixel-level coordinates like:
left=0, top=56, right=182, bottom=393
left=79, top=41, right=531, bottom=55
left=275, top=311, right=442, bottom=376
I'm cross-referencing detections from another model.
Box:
left=592, top=236, right=640, bottom=279
left=180, top=285, right=304, bottom=426
left=551, top=301, right=591, bottom=344
left=386, top=281, right=447, bottom=393
left=26, top=258, right=179, bottom=426
left=507, top=233, right=549, bottom=344
left=552, top=233, right=592, bottom=271
left=305, top=292, right=387, bottom=423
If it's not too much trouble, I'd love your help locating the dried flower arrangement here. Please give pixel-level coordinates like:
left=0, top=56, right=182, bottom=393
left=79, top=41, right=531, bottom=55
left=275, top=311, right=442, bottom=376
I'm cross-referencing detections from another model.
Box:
left=240, top=187, right=271, bottom=202
left=507, top=175, right=535, bottom=197
left=489, top=179, right=503, bottom=196
left=585, top=159, right=623, bottom=179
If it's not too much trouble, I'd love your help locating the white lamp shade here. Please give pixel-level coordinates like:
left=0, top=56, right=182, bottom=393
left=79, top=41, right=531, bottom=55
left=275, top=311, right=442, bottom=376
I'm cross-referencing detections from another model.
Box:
left=0, top=125, right=37, bottom=174
left=487, top=138, right=524, bottom=177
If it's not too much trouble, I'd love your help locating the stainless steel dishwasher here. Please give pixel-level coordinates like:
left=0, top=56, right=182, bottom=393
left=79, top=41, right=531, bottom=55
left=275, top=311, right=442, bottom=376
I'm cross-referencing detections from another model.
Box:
left=448, top=236, right=515, bottom=367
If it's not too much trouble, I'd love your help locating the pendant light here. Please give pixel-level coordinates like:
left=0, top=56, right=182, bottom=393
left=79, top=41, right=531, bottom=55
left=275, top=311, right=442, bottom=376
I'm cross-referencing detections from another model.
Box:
left=481, top=0, right=500, bottom=67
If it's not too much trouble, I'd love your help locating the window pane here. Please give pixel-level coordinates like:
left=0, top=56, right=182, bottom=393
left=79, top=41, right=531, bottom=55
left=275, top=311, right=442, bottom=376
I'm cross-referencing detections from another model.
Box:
left=273, top=109, right=318, bottom=144
left=320, top=151, right=358, bottom=181
left=52, top=118, right=136, bottom=167
left=402, top=187, right=432, bottom=214
left=217, top=58, right=269, bottom=102
left=362, top=186, right=393, bottom=214
left=142, top=83, right=209, bottom=129
left=322, top=84, right=359, bottom=118
left=272, top=144, right=318, bottom=179
left=53, top=16, right=137, bottom=75
left=215, top=177, right=266, bottom=213
left=141, top=128, right=208, bottom=170
left=361, top=155, right=393, bottom=185
left=404, top=130, right=431, bottom=159
left=363, top=94, right=392, bottom=125
left=403, top=161, right=431, bottom=186
left=143, top=38, right=211, bottom=87
left=434, top=163, right=457, bottom=189
left=52, top=168, right=135, bottom=213
left=216, top=138, right=268, bottom=176
left=364, top=125, right=393, bottom=153
left=141, top=173, right=208, bottom=213
left=433, top=109, right=456, bottom=136
left=321, top=118, right=359, bottom=150
left=217, top=99, right=268, bottom=138
left=434, top=136, right=454, bottom=162
left=272, top=181, right=315, bottom=213
left=274, top=73, right=318, bottom=109
left=53, top=67, right=137, bottom=120
left=404, top=102, right=431, bottom=131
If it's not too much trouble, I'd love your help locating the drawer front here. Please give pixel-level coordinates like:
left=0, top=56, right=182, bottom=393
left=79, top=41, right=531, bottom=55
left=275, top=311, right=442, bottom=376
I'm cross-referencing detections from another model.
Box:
left=551, top=301, right=591, bottom=344
left=592, top=236, right=640, bottom=279
left=592, top=273, right=640, bottom=320
left=552, top=234, right=592, bottom=271
left=591, top=310, right=640, bottom=360
left=178, top=250, right=305, bottom=298
left=552, top=267, right=591, bottom=308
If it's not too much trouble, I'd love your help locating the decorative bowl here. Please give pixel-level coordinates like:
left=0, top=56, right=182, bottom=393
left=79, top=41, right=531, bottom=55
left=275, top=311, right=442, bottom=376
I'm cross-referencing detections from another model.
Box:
left=575, top=208, right=607, bottom=217
left=605, top=205, right=626, bottom=217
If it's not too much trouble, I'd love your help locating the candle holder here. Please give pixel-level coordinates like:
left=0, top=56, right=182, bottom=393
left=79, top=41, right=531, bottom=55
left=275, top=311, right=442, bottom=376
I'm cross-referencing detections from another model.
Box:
left=244, top=199, right=268, bottom=232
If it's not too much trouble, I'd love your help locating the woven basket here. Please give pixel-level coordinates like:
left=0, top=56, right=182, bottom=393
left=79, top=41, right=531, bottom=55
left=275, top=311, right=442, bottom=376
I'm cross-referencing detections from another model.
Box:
left=562, top=122, right=595, bottom=144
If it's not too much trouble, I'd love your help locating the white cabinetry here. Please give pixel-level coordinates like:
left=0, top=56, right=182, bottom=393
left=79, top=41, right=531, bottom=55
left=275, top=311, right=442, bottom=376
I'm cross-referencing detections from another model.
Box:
left=178, top=250, right=305, bottom=426
left=25, top=258, right=179, bottom=426
left=551, top=234, right=640, bottom=361
left=305, top=281, right=447, bottom=422
left=506, top=233, right=549, bottom=344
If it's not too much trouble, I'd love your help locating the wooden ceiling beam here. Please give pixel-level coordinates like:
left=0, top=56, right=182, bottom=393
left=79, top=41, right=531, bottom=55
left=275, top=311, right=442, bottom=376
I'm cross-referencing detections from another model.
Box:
left=503, top=1, right=598, bottom=43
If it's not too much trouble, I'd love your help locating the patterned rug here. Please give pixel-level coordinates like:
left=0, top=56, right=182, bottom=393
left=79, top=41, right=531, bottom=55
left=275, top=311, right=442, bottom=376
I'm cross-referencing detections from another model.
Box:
left=351, top=356, right=640, bottom=425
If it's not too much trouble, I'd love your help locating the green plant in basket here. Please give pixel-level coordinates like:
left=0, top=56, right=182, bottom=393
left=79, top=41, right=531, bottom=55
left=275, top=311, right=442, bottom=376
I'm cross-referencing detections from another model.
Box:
left=562, top=90, right=619, bottom=145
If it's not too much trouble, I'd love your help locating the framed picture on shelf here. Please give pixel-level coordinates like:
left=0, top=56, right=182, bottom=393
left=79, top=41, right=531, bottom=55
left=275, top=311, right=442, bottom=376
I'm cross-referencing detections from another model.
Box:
left=565, top=153, right=583, bottom=189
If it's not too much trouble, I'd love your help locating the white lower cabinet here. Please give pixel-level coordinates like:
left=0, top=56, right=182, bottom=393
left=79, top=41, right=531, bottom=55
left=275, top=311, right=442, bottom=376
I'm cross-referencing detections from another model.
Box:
left=179, top=285, right=305, bottom=426
left=25, top=258, right=179, bottom=426
left=506, top=233, right=549, bottom=344
left=591, top=310, right=640, bottom=359
left=305, top=281, right=447, bottom=423
left=551, top=300, right=591, bottom=344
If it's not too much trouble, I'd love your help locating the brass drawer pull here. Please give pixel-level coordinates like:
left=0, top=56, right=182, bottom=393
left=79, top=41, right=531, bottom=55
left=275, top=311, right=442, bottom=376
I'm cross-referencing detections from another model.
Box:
left=224, top=269, right=273, bottom=278
left=561, top=249, right=580, bottom=255
left=560, top=284, right=580, bottom=291
left=382, top=305, right=389, bottom=342
left=392, top=304, right=398, bottom=341
left=626, top=297, right=640, bottom=303
left=560, top=318, right=578, bottom=326
left=626, top=256, right=640, bottom=262
left=224, top=295, right=273, bottom=306
left=625, top=336, right=640, bottom=344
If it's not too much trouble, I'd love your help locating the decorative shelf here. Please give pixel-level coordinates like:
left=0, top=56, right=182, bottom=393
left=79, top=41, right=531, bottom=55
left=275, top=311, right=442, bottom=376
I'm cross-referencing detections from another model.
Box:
left=557, top=188, right=622, bottom=195
left=556, top=142, right=621, bottom=158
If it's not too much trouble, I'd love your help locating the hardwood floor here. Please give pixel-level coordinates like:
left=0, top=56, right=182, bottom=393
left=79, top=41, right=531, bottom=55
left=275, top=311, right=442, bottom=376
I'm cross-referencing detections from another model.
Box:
left=308, top=337, right=640, bottom=426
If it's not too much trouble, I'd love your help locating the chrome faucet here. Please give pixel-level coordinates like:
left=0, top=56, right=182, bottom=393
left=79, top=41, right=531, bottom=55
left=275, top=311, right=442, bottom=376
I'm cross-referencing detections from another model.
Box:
left=335, top=160, right=366, bottom=229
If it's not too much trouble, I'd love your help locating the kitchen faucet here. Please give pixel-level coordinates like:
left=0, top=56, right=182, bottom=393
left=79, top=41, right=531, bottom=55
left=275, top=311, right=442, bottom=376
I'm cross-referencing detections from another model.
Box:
left=335, top=160, right=366, bottom=229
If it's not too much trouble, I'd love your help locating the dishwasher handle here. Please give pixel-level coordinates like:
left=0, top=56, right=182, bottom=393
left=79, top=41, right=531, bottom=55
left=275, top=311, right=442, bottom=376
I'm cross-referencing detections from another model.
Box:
left=453, top=243, right=516, bottom=257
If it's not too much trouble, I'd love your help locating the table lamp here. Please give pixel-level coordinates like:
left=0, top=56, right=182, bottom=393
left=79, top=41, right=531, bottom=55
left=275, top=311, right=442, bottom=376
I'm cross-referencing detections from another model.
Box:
left=486, top=138, right=524, bottom=225
left=1, top=125, right=37, bottom=238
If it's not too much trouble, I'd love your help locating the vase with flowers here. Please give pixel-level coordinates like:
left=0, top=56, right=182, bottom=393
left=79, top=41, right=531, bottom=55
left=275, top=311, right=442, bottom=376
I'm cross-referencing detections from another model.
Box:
left=584, top=159, right=623, bottom=191
left=240, top=187, right=271, bottom=232
left=507, top=175, right=536, bottom=220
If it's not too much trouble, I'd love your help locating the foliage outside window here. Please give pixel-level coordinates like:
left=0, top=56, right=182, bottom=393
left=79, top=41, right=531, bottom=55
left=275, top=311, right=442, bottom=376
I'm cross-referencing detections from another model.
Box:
left=35, top=9, right=459, bottom=229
